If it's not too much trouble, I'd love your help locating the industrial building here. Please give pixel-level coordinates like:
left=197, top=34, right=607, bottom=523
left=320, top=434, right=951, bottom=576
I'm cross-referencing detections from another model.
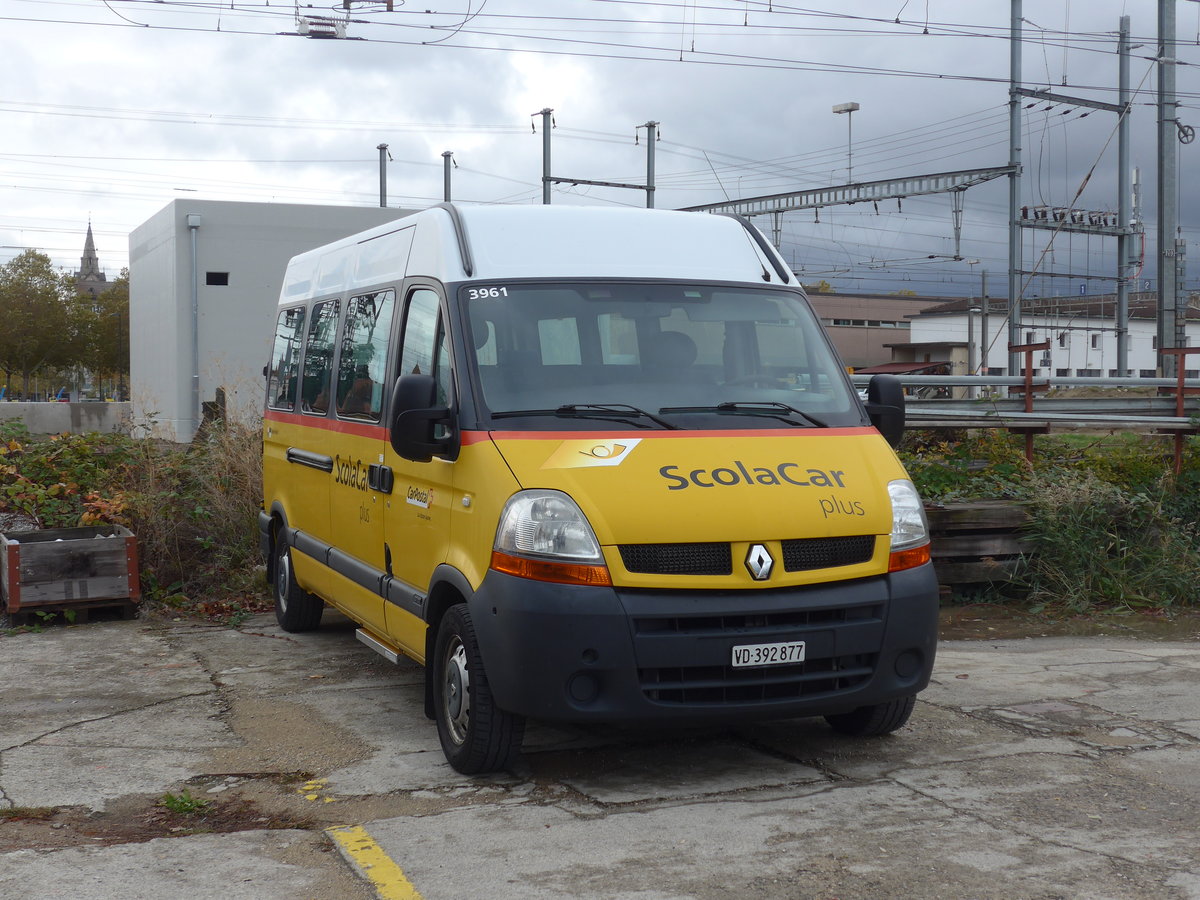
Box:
left=129, top=200, right=411, bottom=441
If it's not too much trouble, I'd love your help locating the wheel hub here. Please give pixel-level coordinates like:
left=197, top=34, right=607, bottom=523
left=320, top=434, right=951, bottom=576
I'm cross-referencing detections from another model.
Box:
left=442, top=639, right=471, bottom=745
left=276, top=549, right=290, bottom=611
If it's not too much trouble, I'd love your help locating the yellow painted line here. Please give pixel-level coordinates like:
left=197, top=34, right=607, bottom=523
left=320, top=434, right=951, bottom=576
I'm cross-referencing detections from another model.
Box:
left=326, top=824, right=425, bottom=900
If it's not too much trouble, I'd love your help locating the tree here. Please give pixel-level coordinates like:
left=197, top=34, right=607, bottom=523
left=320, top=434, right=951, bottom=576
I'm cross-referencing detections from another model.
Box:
left=87, top=270, right=130, bottom=399
left=0, top=250, right=74, bottom=398
left=803, top=280, right=836, bottom=294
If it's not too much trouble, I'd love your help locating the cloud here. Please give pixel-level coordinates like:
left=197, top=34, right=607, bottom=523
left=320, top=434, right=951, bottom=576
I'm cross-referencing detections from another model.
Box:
left=0, top=0, right=1190, bottom=298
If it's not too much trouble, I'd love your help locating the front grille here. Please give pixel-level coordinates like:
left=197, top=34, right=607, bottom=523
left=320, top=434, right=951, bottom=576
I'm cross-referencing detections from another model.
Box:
left=619, top=535, right=875, bottom=577
left=640, top=653, right=877, bottom=705
left=782, top=535, right=875, bottom=571
left=619, top=542, right=732, bottom=576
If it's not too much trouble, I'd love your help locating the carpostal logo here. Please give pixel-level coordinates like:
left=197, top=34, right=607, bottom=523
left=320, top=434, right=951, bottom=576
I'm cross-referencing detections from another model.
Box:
left=406, top=485, right=434, bottom=509
left=542, top=438, right=642, bottom=470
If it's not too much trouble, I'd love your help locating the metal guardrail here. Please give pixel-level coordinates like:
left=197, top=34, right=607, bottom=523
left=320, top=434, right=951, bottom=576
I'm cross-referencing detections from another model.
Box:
left=850, top=375, right=1200, bottom=432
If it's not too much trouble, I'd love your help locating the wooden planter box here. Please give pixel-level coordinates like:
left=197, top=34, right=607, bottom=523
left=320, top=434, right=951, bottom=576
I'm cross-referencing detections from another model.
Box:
left=1, top=525, right=140, bottom=620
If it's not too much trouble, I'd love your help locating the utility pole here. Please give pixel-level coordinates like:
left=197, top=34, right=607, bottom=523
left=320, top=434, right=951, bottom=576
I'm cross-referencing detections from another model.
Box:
left=1007, top=0, right=1023, bottom=377
left=1117, top=16, right=1132, bottom=377
left=1158, top=0, right=1180, bottom=376
left=981, top=269, right=990, bottom=376
left=377, top=143, right=389, bottom=207
left=544, top=112, right=661, bottom=204
left=639, top=121, right=658, bottom=208
left=535, top=108, right=554, bottom=204
left=442, top=151, right=454, bottom=202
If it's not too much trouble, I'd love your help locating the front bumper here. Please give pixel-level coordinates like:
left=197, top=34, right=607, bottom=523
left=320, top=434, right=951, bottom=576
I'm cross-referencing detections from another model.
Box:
left=468, top=562, right=938, bottom=724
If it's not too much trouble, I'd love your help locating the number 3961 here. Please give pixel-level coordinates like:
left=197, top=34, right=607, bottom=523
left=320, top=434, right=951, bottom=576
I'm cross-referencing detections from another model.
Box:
left=467, top=286, right=508, bottom=300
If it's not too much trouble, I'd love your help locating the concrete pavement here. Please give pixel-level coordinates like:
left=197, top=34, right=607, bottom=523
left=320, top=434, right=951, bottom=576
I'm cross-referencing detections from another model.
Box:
left=1, top=610, right=1198, bottom=899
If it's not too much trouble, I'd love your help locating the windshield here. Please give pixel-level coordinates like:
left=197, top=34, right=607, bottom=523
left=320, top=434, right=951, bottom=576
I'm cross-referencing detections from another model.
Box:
left=461, top=282, right=863, bottom=430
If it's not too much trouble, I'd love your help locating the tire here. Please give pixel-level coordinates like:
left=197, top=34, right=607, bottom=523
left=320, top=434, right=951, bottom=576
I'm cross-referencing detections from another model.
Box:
left=273, top=532, right=323, bottom=632
left=432, top=603, right=525, bottom=774
left=824, top=694, right=916, bottom=737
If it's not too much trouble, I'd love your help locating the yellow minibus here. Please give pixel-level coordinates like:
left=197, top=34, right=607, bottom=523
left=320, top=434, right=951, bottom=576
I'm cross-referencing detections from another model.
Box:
left=260, top=204, right=937, bottom=773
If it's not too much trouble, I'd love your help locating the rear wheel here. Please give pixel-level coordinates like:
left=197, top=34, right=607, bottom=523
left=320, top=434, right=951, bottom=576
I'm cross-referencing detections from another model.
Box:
left=433, top=603, right=525, bottom=774
left=824, top=694, right=916, bottom=737
left=273, top=532, right=323, bottom=632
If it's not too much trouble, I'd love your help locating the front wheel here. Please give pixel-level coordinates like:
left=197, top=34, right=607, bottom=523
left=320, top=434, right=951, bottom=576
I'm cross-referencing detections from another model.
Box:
left=273, top=532, right=323, bottom=632
left=433, top=603, right=525, bottom=774
left=824, top=694, right=916, bottom=737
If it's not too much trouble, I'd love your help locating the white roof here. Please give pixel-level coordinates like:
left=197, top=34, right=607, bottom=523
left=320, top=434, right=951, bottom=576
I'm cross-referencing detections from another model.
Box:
left=279, top=204, right=790, bottom=303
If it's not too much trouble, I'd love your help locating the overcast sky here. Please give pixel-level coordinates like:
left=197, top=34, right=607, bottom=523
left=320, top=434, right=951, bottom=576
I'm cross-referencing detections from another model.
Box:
left=1, top=0, right=1195, bottom=297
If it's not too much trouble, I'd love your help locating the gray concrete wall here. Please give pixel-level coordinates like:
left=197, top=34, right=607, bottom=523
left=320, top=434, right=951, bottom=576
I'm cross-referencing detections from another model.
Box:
left=129, top=200, right=414, bottom=443
left=0, top=402, right=132, bottom=435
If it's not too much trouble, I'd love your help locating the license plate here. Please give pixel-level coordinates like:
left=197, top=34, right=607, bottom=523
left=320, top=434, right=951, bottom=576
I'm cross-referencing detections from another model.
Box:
left=731, top=640, right=806, bottom=668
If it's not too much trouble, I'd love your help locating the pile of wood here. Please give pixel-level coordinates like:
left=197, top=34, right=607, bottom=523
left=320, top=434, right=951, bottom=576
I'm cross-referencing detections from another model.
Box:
left=926, top=500, right=1030, bottom=596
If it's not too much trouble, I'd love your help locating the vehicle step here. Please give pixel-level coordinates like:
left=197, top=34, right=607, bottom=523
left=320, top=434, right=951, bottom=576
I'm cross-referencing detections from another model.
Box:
left=356, top=628, right=401, bottom=664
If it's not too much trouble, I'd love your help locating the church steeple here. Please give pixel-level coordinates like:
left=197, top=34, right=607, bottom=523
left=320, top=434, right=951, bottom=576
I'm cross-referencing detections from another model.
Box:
left=76, top=221, right=107, bottom=296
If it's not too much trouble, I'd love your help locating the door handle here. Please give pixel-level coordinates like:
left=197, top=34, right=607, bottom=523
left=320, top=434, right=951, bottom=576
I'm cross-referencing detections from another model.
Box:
left=368, top=464, right=394, bottom=494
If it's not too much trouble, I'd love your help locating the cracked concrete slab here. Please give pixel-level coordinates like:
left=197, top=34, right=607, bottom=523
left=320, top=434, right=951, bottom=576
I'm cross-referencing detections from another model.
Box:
left=2, top=614, right=1198, bottom=899
left=0, top=829, right=364, bottom=900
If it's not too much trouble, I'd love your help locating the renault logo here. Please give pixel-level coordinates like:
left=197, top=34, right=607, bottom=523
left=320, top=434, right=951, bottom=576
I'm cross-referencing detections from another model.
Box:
left=745, top=544, right=774, bottom=581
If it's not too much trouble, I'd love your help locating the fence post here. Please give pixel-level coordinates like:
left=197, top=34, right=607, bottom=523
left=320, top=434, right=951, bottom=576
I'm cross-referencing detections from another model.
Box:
left=1007, top=341, right=1051, bottom=462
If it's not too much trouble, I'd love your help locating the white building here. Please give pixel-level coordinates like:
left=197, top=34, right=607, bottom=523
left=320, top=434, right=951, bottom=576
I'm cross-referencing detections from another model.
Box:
left=892, top=292, right=1200, bottom=382
left=129, top=200, right=412, bottom=441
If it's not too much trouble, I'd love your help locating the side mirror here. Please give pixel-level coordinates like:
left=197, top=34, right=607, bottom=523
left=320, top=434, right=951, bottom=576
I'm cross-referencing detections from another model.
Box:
left=864, top=374, right=905, bottom=448
left=389, top=373, right=456, bottom=462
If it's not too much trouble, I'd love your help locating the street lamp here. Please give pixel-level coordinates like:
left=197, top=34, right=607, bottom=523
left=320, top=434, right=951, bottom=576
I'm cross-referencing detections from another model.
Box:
left=832, top=102, right=860, bottom=183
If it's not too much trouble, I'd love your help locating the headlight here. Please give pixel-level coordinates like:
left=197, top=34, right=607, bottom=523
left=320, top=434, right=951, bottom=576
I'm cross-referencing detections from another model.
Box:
left=888, top=479, right=929, bottom=552
left=494, top=490, right=604, bottom=563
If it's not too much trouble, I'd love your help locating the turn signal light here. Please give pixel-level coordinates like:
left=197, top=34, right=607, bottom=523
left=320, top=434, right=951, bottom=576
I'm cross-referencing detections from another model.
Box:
left=490, top=551, right=613, bottom=586
left=888, top=542, right=931, bottom=573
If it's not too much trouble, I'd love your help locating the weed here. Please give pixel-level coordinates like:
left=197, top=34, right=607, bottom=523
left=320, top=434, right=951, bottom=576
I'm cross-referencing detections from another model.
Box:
left=1015, top=469, right=1200, bottom=613
left=159, top=789, right=210, bottom=816
left=121, top=419, right=268, bottom=618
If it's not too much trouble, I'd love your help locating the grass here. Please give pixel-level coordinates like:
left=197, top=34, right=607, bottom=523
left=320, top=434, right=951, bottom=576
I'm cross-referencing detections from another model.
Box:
left=903, top=429, right=1200, bottom=613
left=159, top=789, right=210, bottom=816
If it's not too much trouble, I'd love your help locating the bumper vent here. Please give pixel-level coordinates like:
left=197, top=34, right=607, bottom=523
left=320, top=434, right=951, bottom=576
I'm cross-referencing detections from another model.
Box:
left=640, top=653, right=877, bottom=705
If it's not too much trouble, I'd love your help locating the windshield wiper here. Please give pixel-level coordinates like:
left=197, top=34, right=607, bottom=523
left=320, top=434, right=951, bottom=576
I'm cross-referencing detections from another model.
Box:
left=719, top=401, right=827, bottom=428
left=556, top=403, right=680, bottom=429
left=490, top=404, right=679, bottom=429
left=660, top=401, right=827, bottom=428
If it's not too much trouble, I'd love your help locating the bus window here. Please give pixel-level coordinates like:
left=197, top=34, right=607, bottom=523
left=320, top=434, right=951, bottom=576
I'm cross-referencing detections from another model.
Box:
left=337, top=290, right=395, bottom=421
left=301, top=299, right=339, bottom=415
left=267, top=306, right=305, bottom=411
left=399, top=289, right=452, bottom=415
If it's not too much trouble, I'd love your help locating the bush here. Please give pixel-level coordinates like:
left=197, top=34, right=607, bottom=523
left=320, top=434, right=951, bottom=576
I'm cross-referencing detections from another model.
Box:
left=900, top=429, right=1028, bottom=502
left=1016, top=469, right=1200, bottom=613
left=0, top=421, right=134, bottom=527
left=0, top=420, right=267, bottom=621
left=122, top=420, right=267, bottom=616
